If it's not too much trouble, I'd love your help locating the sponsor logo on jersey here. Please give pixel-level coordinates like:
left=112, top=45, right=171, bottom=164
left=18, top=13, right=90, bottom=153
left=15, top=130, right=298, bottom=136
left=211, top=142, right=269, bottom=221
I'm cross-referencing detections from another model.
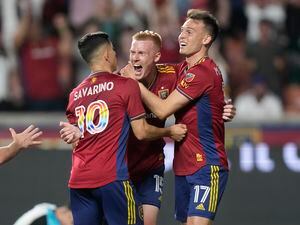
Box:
left=180, top=79, right=189, bottom=89
left=158, top=195, right=162, bottom=202
left=196, top=203, right=205, bottom=210
left=196, top=153, right=203, bottom=162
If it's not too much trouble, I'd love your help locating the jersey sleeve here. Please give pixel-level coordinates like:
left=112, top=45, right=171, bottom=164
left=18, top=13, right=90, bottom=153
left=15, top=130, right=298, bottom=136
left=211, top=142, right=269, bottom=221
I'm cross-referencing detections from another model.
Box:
left=124, top=79, right=145, bottom=121
left=176, top=66, right=213, bottom=100
left=65, top=92, right=77, bottom=125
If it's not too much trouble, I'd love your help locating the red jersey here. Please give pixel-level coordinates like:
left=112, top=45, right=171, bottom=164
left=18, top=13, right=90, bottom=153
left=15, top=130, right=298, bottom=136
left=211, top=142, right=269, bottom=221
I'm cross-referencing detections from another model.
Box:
left=66, top=72, right=145, bottom=188
left=174, top=58, right=228, bottom=176
left=127, top=64, right=178, bottom=182
left=20, top=37, right=63, bottom=100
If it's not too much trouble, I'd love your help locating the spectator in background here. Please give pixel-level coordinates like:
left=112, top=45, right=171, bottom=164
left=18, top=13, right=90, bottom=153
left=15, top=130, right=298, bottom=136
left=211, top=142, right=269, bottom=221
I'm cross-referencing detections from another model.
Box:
left=223, top=33, right=253, bottom=100
left=0, top=125, right=42, bottom=165
left=13, top=2, right=73, bottom=111
left=93, top=0, right=122, bottom=46
left=148, top=0, right=181, bottom=63
left=235, top=75, right=283, bottom=121
left=0, top=1, right=24, bottom=110
left=117, top=26, right=137, bottom=69
left=246, top=18, right=286, bottom=96
left=245, top=0, right=285, bottom=43
left=0, top=30, right=12, bottom=109
left=156, top=19, right=181, bottom=63
left=284, top=85, right=300, bottom=117
left=73, top=18, right=101, bottom=84
left=117, top=0, right=148, bottom=31
left=283, top=1, right=300, bottom=116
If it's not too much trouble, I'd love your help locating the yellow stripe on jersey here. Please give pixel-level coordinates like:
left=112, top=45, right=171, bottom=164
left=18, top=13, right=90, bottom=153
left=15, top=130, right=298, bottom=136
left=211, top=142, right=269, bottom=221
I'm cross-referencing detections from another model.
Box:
left=208, top=166, right=220, bottom=213
left=123, top=181, right=136, bottom=224
left=156, top=64, right=176, bottom=74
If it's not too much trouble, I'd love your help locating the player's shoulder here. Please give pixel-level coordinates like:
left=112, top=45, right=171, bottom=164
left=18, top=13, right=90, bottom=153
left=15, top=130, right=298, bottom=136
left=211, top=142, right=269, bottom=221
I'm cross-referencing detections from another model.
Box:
left=192, top=58, right=218, bottom=74
left=156, top=63, right=177, bottom=75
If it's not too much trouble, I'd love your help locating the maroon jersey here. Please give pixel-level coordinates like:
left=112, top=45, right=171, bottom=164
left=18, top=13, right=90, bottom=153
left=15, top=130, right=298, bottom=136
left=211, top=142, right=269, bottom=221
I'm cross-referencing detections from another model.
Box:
left=20, top=38, right=63, bottom=100
left=66, top=72, right=145, bottom=188
left=127, top=64, right=178, bottom=182
left=174, top=58, right=228, bottom=176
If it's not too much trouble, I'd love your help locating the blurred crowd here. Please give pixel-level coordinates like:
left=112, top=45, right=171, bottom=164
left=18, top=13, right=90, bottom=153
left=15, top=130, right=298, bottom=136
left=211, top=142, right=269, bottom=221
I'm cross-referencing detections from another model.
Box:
left=0, top=0, right=299, bottom=121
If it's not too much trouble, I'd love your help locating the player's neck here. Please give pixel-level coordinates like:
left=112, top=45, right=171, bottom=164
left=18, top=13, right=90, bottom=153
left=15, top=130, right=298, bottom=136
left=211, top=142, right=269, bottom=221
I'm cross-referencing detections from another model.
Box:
left=142, top=68, right=157, bottom=89
left=90, top=64, right=113, bottom=74
left=186, top=50, right=208, bottom=69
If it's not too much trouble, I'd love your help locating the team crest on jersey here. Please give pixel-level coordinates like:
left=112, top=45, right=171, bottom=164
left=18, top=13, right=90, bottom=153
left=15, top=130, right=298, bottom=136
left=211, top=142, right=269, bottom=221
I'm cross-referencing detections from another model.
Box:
left=185, top=73, right=195, bottom=82
left=158, top=89, right=169, bottom=99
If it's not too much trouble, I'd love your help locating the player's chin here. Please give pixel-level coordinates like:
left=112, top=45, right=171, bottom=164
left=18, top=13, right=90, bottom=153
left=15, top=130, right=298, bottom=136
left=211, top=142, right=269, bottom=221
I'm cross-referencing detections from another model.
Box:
left=179, top=48, right=188, bottom=55
left=134, top=73, right=144, bottom=81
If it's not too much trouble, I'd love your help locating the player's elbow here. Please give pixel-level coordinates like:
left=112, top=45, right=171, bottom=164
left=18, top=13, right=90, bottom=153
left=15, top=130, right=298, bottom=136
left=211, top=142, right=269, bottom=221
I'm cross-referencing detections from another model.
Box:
left=133, top=123, right=151, bottom=141
left=154, top=110, right=169, bottom=120
left=134, top=130, right=147, bottom=141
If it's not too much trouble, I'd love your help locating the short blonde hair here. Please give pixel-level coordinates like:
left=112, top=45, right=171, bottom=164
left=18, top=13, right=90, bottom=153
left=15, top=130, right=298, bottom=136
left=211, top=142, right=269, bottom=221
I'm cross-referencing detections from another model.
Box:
left=132, top=30, right=162, bottom=50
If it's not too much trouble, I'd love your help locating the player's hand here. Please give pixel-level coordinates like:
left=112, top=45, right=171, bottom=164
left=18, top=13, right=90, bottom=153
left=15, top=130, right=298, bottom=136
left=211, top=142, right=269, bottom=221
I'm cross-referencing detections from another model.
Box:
left=59, top=122, right=82, bottom=144
left=10, top=125, right=43, bottom=149
left=169, top=124, right=187, bottom=142
left=120, top=63, right=136, bottom=80
left=223, top=99, right=236, bottom=122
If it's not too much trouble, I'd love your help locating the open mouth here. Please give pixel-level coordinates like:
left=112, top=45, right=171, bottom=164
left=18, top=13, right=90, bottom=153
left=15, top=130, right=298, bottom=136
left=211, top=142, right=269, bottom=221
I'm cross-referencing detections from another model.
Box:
left=133, top=65, right=143, bottom=73
left=180, top=42, right=187, bottom=48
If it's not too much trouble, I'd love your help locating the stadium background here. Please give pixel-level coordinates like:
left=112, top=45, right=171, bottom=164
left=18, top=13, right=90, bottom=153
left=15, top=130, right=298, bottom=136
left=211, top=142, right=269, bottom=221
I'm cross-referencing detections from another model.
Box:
left=0, top=0, right=300, bottom=224
left=0, top=114, right=299, bottom=225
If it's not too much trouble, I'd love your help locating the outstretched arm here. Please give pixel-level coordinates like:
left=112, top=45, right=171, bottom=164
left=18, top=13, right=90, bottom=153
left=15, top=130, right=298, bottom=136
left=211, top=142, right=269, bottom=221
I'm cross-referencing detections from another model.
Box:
left=139, top=83, right=189, bottom=120
left=121, top=63, right=189, bottom=120
left=130, top=118, right=187, bottom=142
left=0, top=125, right=42, bottom=165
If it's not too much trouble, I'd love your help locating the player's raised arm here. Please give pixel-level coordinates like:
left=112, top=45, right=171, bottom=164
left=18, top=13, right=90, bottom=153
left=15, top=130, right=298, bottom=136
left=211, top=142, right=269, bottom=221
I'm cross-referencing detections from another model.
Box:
left=130, top=118, right=187, bottom=142
left=0, top=125, right=42, bottom=165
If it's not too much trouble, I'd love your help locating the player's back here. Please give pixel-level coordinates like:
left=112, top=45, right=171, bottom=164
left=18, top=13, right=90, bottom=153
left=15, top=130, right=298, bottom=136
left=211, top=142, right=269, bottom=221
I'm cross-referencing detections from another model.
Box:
left=66, top=72, right=145, bottom=188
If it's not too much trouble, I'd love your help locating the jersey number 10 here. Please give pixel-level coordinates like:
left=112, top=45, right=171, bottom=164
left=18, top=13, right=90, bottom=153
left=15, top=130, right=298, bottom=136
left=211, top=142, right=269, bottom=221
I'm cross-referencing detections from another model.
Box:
left=75, top=100, right=109, bottom=137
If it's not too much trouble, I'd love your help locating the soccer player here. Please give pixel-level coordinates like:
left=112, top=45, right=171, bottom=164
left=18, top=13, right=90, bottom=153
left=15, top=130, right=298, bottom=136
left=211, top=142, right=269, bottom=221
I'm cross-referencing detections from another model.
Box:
left=63, top=31, right=187, bottom=225
left=0, top=125, right=42, bottom=165
left=62, top=30, right=236, bottom=225
left=130, top=10, right=230, bottom=225
left=121, top=30, right=235, bottom=225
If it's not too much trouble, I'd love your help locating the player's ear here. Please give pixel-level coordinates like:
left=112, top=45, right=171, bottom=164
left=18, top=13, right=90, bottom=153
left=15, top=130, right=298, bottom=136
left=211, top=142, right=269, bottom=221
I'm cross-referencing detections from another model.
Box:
left=154, top=51, right=161, bottom=63
left=203, top=34, right=212, bottom=46
left=103, top=44, right=110, bottom=62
